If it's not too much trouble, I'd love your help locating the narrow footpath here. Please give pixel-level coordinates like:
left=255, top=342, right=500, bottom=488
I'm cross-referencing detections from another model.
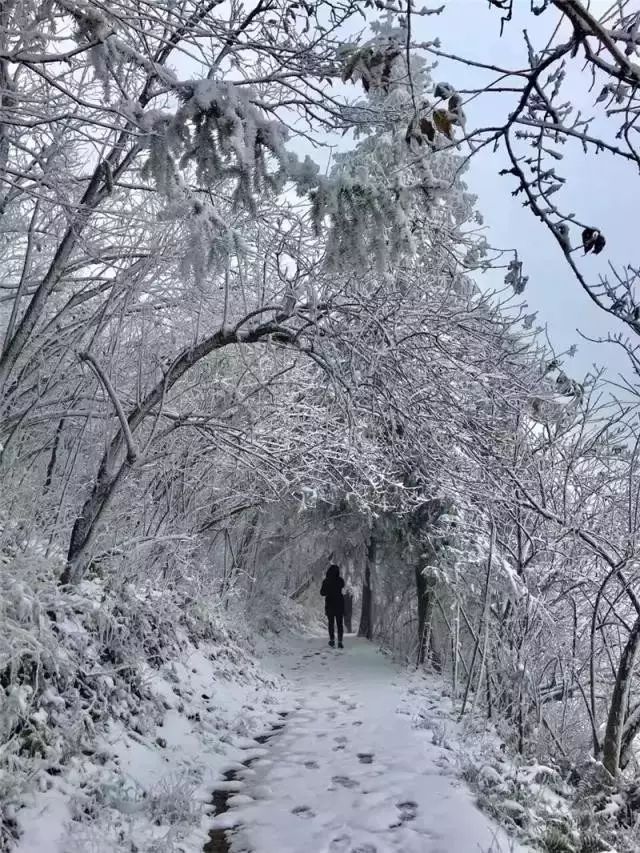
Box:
left=212, top=636, right=526, bottom=853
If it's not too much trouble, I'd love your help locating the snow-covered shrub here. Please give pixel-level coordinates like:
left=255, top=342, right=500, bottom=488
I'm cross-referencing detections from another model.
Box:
left=147, top=772, right=201, bottom=827
left=461, top=734, right=639, bottom=853
left=0, top=535, right=249, bottom=849
left=540, top=822, right=578, bottom=853
left=1, top=550, right=167, bottom=741
left=431, top=721, right=451, bottom=749
left=0, top=787, right=20, bottom=852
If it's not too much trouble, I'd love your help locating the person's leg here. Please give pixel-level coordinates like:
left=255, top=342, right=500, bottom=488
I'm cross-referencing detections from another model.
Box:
left=328, top=613, right=335, bottom=646
left=337, top=613, right=344, bottom=647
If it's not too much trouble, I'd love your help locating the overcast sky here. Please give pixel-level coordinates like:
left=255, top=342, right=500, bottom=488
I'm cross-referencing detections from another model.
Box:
left=409, top=0, right=635, bottom=388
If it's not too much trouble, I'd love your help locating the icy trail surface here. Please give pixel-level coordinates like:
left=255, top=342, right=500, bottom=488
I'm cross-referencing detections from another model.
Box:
left=219, top=637, right=526, bottom=853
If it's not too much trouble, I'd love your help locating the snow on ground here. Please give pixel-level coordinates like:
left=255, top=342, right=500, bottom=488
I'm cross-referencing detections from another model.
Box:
left=217, top=635, right=528, bottom=853
left=12, top=629, right=530, bottom=853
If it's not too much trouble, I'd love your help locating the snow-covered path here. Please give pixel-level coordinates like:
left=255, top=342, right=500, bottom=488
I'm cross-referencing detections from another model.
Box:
left=219, top=637, right=525, bottom=853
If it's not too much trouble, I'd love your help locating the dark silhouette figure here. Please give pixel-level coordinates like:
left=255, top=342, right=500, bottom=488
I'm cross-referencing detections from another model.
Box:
left=343, top=586, right=353, bottom=633
left=321, top=564, right=344, bottom=648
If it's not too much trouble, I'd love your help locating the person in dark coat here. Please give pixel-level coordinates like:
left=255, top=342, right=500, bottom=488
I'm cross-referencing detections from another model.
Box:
left=320, top=564, right=345, bottom=648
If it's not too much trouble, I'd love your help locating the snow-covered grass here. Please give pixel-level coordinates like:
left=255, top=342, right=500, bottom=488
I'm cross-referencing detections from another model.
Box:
left=30, top=641, right=286, bottom=853
left=404, top=676, right=640, bottom=853
left=0, top=540, right=287, bottom=852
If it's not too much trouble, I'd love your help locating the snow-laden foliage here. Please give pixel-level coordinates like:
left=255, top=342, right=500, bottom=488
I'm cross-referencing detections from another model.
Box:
left=0, top=524, right=280, bottom=850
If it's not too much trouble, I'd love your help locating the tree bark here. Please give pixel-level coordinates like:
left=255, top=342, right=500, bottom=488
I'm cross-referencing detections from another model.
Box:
left=602, top=613, right=640, bottom=776
left=358, top=530, right=375, bottom=640
left=619, top=701, right=640, bottom=770
left=416, top=565, right=436, bottom=666
left=459, top=522, right=494, bottom=721
left=44, top=417, right=64, bottom=492
left=0, top=149, right=137, bottom=396
left=416, top=564, right=428, bottom=665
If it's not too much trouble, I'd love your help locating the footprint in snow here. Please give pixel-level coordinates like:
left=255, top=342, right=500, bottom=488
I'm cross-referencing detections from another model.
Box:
left=357, top=752, right=374, bottom=764
left=390, top=800, right=419, bottom=827
left=291, top=805, right=315, bottom=818
left=304, top=760, right=319, bottom=769
left=334, top=735, right=348, bottom=744
left=399, top=800, right=418, bottom=817
left=330, top=839, right=377, bottom=853
left=331, top=775, right=359, bottom=789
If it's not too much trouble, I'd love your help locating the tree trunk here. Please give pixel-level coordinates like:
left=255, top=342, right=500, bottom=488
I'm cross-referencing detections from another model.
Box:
left=44, top=417, right=65, bottom=492
left=343, top=590, right=353, bottom=634
left=459, top=521, right=494, bottom=721
left=416, top=565, right=435, bottom=666
left=602, top=613, right=640, bottom=776
left=452, top=601, right=460, bottom=698
left=619, top=701, right=640, bottom=770
left=0, top=148, right=138, bottom=396
left=416, top=565, right=428, bottom=665
left=358, top=531, right=375, bottom=640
